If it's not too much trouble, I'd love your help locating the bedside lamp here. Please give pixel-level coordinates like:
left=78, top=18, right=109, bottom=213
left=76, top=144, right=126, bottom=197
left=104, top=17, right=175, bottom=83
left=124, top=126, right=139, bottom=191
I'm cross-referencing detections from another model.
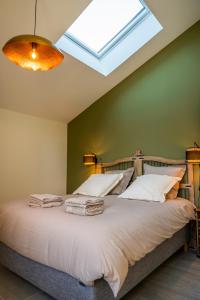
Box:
left=83, top=152, right=97, bottom=166
left=186, top=142, right=200, bottom=209
left=186, top=142, right=200, bottom=163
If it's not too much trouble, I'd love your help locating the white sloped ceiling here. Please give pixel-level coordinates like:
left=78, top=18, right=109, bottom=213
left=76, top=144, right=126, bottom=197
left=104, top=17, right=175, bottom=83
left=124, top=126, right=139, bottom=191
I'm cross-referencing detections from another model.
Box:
left=0, top=0, right=199, bottom=123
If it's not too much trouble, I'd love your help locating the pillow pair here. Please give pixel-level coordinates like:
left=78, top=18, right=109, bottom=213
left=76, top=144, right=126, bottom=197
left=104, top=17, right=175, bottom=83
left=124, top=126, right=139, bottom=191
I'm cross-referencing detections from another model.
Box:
left=73, top=167, right=134, bottom=197
left=73, top=164, right=186, bottom=202
left=119, top=164, right=186, bottom=202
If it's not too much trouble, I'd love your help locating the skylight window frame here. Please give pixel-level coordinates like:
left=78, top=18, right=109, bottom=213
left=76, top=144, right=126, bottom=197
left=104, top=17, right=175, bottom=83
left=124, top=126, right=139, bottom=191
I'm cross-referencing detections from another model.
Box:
left=56, top=0, right=163, bottom=76
left=64, top=0, right=149, bottom=59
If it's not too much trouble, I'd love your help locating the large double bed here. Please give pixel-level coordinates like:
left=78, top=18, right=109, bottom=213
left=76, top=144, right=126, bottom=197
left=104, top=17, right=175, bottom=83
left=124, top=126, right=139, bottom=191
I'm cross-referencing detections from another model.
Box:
left=0, top=151, right=195, bottom=300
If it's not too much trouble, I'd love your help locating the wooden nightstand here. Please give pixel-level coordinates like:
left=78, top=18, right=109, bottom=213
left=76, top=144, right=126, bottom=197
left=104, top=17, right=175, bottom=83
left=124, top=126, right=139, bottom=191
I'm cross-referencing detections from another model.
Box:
left=195, top=208, right=200, bottom=257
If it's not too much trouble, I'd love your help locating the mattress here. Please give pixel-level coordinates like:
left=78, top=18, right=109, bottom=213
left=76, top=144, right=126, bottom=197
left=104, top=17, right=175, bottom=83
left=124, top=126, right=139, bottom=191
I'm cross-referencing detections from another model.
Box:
left=0, top=196, right=194, bottom=296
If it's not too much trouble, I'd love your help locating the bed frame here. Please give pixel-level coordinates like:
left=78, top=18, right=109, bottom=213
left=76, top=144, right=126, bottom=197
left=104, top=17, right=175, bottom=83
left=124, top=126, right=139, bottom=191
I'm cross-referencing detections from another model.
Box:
left=0, top=150, right=195, bottom=300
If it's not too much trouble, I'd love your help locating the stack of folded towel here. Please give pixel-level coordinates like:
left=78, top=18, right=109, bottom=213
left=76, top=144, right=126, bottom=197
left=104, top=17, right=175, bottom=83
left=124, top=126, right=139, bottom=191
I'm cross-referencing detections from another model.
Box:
left=28, top=194, right=64, bottom=208
left=64, top=196, right=104, bottom=216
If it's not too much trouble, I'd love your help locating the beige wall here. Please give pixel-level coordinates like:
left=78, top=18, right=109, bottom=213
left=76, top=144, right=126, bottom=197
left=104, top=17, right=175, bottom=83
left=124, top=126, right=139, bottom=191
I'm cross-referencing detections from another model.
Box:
left=0, top=108, right=67, bottom=202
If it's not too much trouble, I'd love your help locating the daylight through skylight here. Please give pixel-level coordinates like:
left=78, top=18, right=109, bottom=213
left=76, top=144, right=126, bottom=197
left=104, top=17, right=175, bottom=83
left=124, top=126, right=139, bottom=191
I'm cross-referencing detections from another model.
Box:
left=56, top=0, right=162, bottom=75
left=67, top=0, right=145, bottom=55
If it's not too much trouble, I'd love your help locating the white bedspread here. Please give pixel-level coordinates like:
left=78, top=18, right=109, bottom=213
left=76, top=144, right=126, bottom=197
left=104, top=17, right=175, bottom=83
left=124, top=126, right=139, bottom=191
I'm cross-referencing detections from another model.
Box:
left=0, top=196, right=195, bottom=296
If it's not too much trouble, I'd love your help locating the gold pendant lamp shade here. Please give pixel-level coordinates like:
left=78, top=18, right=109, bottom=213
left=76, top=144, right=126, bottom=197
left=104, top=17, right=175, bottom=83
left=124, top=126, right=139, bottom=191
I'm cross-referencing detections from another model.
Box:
left=2, top=0, right=64, bottom=71
left=3, top=35, right=64, bottom=71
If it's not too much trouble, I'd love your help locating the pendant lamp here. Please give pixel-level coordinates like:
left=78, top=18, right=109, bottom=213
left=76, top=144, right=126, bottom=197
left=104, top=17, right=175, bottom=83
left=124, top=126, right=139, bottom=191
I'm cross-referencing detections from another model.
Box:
left=2, top=0, right=64, bottom=71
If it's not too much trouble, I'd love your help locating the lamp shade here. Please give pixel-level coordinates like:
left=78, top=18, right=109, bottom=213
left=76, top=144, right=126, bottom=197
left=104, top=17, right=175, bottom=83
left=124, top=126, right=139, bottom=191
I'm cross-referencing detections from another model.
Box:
left=2, top=35, right=64, bottom=71
left=186, top=147, right=200, bottom=163
left=83, top=153, right=97, bottom=165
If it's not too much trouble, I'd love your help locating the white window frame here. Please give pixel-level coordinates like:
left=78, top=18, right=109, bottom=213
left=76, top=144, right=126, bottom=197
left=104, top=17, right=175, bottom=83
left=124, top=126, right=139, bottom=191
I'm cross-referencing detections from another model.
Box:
left=56, top=1, right=163, bottom=76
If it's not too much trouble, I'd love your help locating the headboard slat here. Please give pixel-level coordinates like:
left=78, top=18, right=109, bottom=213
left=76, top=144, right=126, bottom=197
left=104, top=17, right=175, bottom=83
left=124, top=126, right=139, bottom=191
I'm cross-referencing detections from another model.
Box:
left=135, top=156, right=185, bottom=165
left=98, top=156, right=135, bottom=173
left=99, top=156, right=134, bottom=169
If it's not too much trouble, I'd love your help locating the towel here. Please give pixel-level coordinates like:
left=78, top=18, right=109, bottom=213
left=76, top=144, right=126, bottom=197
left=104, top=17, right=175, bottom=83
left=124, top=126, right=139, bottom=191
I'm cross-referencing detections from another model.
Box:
left=28, top=194, right=63, bottom=208
left=65, top=196, right=104, bottom=206
left=64, top=196, right=104, bottom=216
left=65, top=204, right=104, bottom=216
left=29, top=201, right=63, bottom=208
left=31, top=194, right=63, bottom=202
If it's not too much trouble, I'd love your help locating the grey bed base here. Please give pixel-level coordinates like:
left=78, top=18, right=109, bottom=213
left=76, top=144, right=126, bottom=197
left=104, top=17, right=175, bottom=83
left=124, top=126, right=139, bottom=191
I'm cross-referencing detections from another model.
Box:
left=0, top=225, right=189, bottom=300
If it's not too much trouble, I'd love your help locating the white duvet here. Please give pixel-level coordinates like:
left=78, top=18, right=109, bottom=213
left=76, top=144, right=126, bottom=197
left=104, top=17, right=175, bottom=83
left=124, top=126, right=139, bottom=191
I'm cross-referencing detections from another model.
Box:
left=0, top=196, right=195, bottom=296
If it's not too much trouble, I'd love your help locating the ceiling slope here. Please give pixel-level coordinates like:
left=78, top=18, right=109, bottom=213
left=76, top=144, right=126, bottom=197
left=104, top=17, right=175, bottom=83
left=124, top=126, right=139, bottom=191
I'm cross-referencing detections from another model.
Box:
left=0, top=0, right=200, bottom=123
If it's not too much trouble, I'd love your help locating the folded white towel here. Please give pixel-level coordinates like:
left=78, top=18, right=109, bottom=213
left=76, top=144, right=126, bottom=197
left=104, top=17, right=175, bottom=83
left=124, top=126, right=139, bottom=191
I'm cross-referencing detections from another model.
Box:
left=65, top=196, right=104, bottom=206
left=31, top=194, right=63, bottom=202
left=64, top=196, right=104, bottom=216
left=29, top=198, right=63, bottom=205
left=65, top=205, right=104, bottom=216
left=29, top=201, right=63, bottom=208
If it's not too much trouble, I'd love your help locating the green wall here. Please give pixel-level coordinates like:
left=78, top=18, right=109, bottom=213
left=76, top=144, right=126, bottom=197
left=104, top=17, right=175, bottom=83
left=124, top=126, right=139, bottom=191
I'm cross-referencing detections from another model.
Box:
left=67, top=21, right=200, bottom=197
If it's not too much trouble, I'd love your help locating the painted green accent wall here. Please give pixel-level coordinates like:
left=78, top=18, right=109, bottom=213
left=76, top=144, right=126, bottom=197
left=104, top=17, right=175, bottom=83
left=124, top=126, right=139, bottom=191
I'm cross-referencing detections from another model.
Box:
left=67, top=22, right=200, bottom=199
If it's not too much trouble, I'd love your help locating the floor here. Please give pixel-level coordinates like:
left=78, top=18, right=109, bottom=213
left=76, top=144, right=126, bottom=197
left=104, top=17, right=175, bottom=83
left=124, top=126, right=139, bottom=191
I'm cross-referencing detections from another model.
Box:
left=0, top=251, right=200, bottom=300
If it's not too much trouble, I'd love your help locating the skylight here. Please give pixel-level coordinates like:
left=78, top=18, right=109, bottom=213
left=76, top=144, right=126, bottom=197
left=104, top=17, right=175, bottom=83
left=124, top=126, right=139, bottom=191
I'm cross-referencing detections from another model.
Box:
left=66, top=0, right=146, bottom=57
left=56, top=0, right=163, bottom=76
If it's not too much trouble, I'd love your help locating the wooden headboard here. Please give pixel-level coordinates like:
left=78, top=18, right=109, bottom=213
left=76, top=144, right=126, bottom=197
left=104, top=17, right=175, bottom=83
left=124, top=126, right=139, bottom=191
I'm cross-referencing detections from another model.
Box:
left=98, top=149, right=195, bottom=203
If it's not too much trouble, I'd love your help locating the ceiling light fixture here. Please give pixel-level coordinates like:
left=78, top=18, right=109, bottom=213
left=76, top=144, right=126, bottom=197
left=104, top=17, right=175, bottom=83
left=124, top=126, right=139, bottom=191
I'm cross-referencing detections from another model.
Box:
left=2, top=0, right=64, bottom=71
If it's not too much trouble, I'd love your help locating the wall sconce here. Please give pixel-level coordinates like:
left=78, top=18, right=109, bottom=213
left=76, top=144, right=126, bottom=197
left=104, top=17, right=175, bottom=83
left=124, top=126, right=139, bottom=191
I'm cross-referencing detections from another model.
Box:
left=186, top=142, right=200, bottom=163
left=83, top=152, right=97, bottom=166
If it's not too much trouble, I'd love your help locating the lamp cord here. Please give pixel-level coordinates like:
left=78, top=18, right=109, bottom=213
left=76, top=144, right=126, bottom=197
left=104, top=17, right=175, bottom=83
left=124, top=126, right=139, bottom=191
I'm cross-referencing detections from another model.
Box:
left=34, top=0, right=38, bottom=36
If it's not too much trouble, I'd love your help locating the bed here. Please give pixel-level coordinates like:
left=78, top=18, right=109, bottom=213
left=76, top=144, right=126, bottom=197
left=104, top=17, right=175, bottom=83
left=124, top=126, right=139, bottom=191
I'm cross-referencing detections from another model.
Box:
left=0, top=150, right=195, bottom=300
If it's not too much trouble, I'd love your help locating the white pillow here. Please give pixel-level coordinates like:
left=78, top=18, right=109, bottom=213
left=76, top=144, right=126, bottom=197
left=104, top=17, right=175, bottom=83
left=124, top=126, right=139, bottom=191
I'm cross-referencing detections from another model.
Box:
left=143, top=164, right=186, bottom=199
left=73, top=173, right=123, bottom=197
left=119, top=174, right=181, bottom=203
